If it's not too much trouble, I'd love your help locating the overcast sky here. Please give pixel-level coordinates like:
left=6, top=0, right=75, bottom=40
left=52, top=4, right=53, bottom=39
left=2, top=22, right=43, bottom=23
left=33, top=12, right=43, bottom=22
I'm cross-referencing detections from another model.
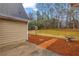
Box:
left=23, top=3, right=36, bottom=8
left=22, top=0, right=78, bottom=8
left=22, top=0, right=60, bottom=8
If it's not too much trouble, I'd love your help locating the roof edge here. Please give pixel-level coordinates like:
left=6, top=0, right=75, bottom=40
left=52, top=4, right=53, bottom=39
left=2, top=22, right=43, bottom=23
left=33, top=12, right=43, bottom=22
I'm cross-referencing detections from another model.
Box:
left=0, top=13, right=28, bottom=23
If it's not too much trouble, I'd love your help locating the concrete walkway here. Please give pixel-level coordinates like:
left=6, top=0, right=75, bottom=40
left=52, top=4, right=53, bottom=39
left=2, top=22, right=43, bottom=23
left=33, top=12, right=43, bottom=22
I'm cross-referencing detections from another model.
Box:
left=38, top=39, right=57, bottom=48
left=0, top=42, right=60, bottom=56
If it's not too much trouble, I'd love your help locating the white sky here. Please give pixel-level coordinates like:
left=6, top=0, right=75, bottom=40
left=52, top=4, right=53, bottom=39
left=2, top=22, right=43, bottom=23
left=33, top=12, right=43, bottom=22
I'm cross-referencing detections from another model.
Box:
left=22, top=0, right=79, bottom=8
left=23, top=3, right=36, bottom=8
left=0, top=0, right=79, bottom=3
left=0, top=0, right=79, bottom=8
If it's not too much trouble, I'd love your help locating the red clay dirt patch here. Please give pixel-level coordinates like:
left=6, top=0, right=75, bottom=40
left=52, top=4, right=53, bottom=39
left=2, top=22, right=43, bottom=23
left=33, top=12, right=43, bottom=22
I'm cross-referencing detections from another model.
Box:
left=28, top=34, right=53, bottom=45
left=28, top=34, right=79, bottom=56
left=38, top=39, right=57, bottom=48
left=47, top=39, right=79, bottom=56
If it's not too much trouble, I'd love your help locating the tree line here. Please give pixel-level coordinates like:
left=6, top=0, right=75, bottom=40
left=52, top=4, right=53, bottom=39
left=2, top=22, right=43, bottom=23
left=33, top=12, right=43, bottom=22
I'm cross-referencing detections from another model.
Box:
left=28, top=3, right=79, bottom=30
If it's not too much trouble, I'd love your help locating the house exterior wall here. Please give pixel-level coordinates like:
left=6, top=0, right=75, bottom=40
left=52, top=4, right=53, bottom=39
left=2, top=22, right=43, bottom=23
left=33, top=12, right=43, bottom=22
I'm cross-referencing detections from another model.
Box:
left=0, top=19, right=28, bottom=46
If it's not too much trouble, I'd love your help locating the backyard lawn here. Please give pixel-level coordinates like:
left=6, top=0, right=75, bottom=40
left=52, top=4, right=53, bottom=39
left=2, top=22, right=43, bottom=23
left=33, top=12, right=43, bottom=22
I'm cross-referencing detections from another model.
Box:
left=29, top=29, right=79, bottom=40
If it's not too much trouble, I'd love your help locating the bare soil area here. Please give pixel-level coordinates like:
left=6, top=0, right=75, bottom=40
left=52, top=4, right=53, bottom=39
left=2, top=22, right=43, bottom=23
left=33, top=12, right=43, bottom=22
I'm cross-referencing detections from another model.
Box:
left=28, top=34, right=79, bottom=56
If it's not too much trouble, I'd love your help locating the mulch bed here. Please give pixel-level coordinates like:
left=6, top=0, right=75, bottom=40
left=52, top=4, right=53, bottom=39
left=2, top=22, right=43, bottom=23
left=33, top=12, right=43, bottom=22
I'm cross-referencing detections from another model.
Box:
left=28, top=34, right=79, bottom=56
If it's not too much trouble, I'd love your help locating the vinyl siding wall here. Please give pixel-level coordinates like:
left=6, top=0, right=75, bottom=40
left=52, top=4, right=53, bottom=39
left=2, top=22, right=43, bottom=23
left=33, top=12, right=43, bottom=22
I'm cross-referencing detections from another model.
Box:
left=0, top=19, right=28, bottom=46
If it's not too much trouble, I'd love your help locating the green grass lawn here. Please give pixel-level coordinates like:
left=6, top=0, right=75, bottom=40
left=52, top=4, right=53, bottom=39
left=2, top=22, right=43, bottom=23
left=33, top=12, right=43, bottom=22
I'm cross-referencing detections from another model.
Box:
left=29, top=29, right=79, bottom=40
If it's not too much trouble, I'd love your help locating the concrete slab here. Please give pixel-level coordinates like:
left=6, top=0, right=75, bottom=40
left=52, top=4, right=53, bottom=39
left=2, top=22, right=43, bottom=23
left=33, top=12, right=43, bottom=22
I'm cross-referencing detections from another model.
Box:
left=0, top=42, right=60, bottom=56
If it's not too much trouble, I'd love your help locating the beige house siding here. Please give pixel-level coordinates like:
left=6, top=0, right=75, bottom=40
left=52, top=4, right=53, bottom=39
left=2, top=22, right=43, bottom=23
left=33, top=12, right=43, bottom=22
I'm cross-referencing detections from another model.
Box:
left=0, top=19, right=28, bottom=46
